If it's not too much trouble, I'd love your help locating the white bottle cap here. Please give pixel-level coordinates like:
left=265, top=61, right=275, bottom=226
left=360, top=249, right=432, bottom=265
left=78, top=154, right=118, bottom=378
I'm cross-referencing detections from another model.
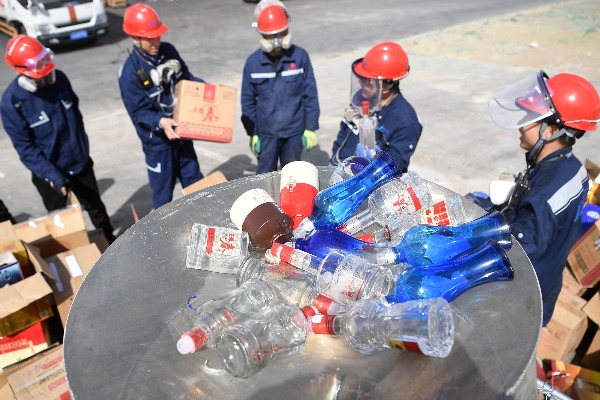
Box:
left=280, top=161, right=319, bottom=192
left=230, top=188, right=275, bottom=230
left=177, top=335, right=195, bottom=354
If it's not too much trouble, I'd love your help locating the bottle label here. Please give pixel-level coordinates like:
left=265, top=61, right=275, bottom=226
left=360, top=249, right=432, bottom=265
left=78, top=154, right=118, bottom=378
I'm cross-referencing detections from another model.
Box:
left=390, top=186, right=422, bottom=213
left=385, top=338, right=424, bottom=354
left=301, top=305, right=319, bottom=318
left=326, top=270, right=365, bottom=303
left=205, top=227, right=245, bottom=257
left=313, top=294, right=346, bottom=315
left=419, top=200, right=450, bottom=225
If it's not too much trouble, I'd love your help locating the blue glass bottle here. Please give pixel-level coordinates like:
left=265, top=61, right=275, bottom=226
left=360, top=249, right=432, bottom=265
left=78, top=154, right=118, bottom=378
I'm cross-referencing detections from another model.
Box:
left=386, top=242, right=514, bottom=303
left=294, top=152, right=401, bottom=239
left=295, top=210, right=512, bottom=268
left=399, top=209, right=512, bottom=267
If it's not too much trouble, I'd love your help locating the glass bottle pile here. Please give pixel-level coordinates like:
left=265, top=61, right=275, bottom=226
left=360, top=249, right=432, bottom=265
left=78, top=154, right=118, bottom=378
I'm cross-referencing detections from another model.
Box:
left=176, top=155, right=514, bottom=378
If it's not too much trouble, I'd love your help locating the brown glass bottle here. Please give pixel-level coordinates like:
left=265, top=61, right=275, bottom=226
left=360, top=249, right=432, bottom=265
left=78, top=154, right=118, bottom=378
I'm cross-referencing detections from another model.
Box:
left=230, top=188, right=293, bottom=251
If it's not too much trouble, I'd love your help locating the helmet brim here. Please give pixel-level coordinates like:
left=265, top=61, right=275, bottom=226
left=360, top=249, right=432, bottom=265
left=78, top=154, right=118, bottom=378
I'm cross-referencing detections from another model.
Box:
left=352, top=58, right=377, bottom=79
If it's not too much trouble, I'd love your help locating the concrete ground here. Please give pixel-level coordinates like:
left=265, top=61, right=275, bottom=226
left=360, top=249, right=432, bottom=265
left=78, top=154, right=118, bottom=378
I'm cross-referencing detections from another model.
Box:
left=0, top=0, right=598, bottom=239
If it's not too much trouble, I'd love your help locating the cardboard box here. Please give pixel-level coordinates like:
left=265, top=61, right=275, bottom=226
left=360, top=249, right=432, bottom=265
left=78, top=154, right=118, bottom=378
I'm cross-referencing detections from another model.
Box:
left=537, top=297, right=588, bottom=361
left=0, top=321, right=50, bottom=370
left=549, top=360, right=600, bottom=400
left=25, top=243, right=101, bottom=328
left=0, top=272, right=53, bottom=338
left=583, top=204, right=600, bottom=238
left=0, top=252, right=24, bottom=288
left=0, top=221, right=30, bottom=276
left=584, top=292, right=600, bottom=327
left=564, top=267, right=588, bottom=296
left=6, top=344, right=70, bottom=400
left=181, top=170, right=228, bottom=195
left=582, top=329, right=600, bottom=372
left=173, top=80, right=236, bottom=143
left=568, top=220, right=600, bottom=286
left=12, top=204, right=89, bottom=259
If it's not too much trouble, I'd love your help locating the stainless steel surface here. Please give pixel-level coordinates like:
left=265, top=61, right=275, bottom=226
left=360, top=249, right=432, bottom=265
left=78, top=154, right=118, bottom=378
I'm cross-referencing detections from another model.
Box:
left=64, top=167, right=542, bottom=399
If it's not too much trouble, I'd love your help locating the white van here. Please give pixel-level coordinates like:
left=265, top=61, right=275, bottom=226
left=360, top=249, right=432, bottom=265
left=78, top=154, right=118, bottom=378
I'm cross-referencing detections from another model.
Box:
left=0, top=0, right=109, bottom=46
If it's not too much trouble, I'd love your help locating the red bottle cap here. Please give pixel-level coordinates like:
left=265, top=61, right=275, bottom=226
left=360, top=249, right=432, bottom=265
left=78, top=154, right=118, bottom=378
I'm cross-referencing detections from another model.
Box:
left=301, top=305, right=319, bottom=318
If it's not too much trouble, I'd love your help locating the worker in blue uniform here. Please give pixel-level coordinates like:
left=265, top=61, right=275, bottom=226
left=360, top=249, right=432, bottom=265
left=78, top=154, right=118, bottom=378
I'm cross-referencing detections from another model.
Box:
left=119, top=3, right=204, bottom=209
left=1, top=35, right=115, bottom=243
left=241, top=0, right=320, bottom=174
left=487, top=70, right=600, bottom=326
left=330, top=42, right=422, bottom=173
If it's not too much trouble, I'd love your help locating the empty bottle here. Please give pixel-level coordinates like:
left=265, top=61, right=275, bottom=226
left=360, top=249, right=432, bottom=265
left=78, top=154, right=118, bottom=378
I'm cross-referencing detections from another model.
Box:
left=230, top=188, right=293, bottom=251
left=294, top=152, right=402, bottom=240
left=353, top=195, right=467, bottom=244
left=328, top=155, right=371, bottom=186
left=238, top=249, right=393, bottom=307
left=357, top=101, right=378, bottom=159
left=386, top=241, right=514, bottom=304
left=216, top=302, right=309, bottom=378
left=237, top=253, right=320, bottom=308
left=308, top=297, right=454, bottom=357
left=342, top=171, right=433, bottom=236
left=279, top=161, right=319, bottom=230
left=176, top=280, right=280, bottom=355
left=295, top=209, right=512, bottom=267
left=266, top=242, right=322, bottom=272
left=186, top=223, right=251, bottom=274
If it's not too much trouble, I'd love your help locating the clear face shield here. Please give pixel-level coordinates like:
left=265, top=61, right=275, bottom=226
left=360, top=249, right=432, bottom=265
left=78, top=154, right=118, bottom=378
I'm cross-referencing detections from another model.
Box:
left=350, top=59, right=382, bottom=113
left=488, top=71, right=556, bottom=129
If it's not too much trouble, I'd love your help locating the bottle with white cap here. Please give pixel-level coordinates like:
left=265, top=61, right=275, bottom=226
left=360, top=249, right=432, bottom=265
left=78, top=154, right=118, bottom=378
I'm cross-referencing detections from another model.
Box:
left=230, top=188, right=293, bottom=251
left=279, top=161, right=319, bottom=230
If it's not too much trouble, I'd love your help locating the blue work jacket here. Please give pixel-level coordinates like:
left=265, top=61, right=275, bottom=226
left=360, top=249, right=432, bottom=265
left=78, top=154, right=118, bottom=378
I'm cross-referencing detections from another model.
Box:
left=506, top=147, right=588, bottom=326
left=118, top=42, right=202, bottom=150
left=241, top=45, right=320, bottom=138
left=330, top=92, right=422, bottom=172
left=1, top=70, right=89, bottom=189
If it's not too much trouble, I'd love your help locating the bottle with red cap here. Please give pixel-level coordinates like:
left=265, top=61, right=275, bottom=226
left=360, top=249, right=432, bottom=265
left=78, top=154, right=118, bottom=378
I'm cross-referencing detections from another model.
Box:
left=175, top=280, right=280, bottom=355
left=308, top=297, right=454, bottom=357
left=357, top=100, right=378, bottom=159
left=230, top=188, right=293, bottom=251
left=216, top=302, right=309, bottom=378
left=279, top=161, right=319, bottom=230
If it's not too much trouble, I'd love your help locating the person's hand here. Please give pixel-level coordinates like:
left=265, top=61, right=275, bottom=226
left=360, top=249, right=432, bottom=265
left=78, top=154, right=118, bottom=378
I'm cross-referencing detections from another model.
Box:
left=50, top=181, right=68, bottom=196
left=355, top=143, right=380, bottom=160
left=159, top=117, right=180, bottom=140
left=250, top=135, right=261, bottom=157
left=302, top=130, right=317, bottom=151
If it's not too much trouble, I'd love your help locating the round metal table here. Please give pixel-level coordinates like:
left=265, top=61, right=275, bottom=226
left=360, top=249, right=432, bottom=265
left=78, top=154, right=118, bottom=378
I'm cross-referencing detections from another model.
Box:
left=64, top=168, right=542, bottom=399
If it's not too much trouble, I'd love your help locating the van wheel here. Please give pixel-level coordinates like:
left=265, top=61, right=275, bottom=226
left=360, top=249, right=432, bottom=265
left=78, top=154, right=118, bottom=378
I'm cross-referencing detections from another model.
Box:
left=9, top=22, right=26, bottom=35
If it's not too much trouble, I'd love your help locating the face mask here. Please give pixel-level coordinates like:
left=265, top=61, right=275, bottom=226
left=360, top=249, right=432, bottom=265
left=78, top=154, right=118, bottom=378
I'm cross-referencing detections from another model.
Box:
left=259, top=33, right=292, bottom=53
left=18, top=70, right=56, bottom=93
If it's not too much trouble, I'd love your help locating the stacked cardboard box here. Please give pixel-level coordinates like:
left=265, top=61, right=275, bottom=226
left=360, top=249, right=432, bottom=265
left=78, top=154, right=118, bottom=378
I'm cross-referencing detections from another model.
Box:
left=0, top=197, right=105, bottom=396
left=538, top=159, right=600, bottom=397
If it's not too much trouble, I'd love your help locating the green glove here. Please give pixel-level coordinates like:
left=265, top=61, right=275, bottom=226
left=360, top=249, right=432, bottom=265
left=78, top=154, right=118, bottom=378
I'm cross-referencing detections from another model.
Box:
left=302, top=130, right=318, bottom=151
left=250, top=135, right=261, bottom=157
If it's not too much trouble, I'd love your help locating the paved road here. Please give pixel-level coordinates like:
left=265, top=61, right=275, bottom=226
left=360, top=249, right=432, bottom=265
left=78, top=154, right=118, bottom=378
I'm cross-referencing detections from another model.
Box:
left=1, top=0, right=595, bottom=239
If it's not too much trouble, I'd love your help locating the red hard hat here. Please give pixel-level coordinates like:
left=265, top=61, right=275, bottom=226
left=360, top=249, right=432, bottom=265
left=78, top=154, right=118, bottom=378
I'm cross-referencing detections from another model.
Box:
left=353, top=42, right=410, bottom=81
left=123, top=3, right=168, bottom=38
left=256, top=5, right=289, bottom=35
left=5, top=34, right=54, bottom=79
left=548, top=73, right=600, bottom=131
